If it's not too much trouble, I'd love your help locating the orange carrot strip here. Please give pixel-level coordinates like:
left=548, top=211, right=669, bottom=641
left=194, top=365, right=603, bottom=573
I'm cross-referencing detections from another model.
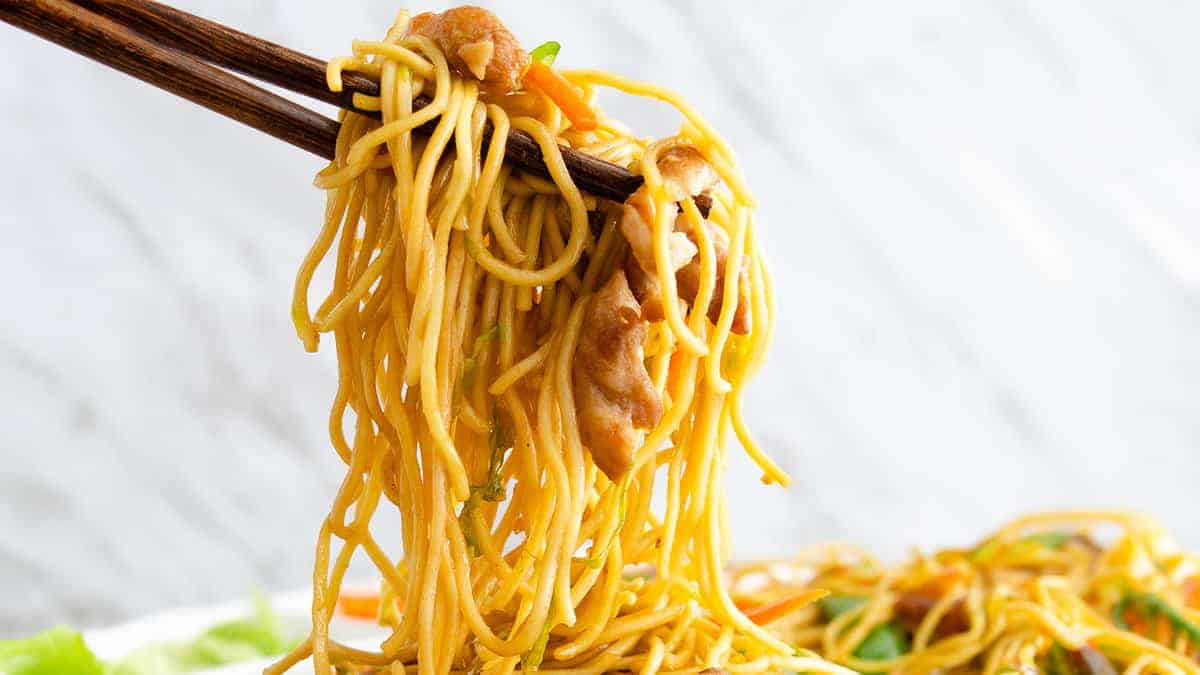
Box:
left=743, top=589, right=830, bottom=626
left=523, top=61, right=597, bottom=132
left=732, top=595, right=758, bottom=612
left=338, top=591, right=381, bottom=620
left=1155, top=615, right=1172, bottom=644
left=1183, top=576, right=1200, bottom=608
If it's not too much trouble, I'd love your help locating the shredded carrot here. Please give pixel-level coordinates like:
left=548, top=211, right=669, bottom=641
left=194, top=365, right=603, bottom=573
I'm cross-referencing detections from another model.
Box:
left=338, top=591, right=381, bottom=620
left=1183, top=576, right=1200, bottom=608
left=742, top=588, right=830, bottom=626
left=908, top=569, right=965, bottom=595
left=1124, top=610, right=1149, bottom=635
left=1155, top=615, right=1172, bottom=644
left=732, top=595, right=758, bottom=613
left=523, top=61, right=597, bottom=132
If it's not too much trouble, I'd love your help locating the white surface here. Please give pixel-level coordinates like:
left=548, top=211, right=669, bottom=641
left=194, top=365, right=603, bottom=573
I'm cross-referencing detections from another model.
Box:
left=1, top=0, right=1198, bottom=636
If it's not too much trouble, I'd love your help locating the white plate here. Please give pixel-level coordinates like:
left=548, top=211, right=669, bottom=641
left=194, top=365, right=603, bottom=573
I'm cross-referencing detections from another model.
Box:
left=84, top=588, right=390, bottom=675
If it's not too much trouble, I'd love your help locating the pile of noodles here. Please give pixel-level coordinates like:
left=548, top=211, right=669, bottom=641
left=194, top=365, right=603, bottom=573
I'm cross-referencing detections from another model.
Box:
left=733, top=511, right=1200, bottom=675
left=273, top=7, right=844, bottom=675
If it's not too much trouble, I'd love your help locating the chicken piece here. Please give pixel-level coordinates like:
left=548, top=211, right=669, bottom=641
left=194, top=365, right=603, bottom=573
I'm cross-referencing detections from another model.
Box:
left=674, top=220, right=752, bottom=333
left=893, top=586, right=970, bottom=639
left=629, top=218, right=751, bottom=334
left=619, top=146, right=751, bottom=334
left=408, top=6, right=529, bottom=98
left=573, top=270, right=663, bottom=481
left=619, top=146, right=713, bottom=276
left=657, top=146, right=720, bottom=199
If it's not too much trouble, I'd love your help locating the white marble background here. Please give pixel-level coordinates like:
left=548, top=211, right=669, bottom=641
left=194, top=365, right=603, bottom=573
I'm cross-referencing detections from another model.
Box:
left=1, top=0, right=1198, bottom=635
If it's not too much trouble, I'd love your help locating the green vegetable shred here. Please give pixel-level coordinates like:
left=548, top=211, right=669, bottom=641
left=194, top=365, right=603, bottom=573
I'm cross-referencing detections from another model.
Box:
left=853, top=622, right=910, bottom=662
left=529, top=41, right=561, bottom=66
left=0, top=597, right=294, bottom=675
left=0, top=626, right=103, bottom=675
left=817, top=593, right=868, bottom=621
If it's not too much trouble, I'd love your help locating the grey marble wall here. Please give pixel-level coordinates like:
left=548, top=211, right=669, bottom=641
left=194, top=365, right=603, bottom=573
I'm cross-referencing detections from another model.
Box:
left=1, top=1, right=1197, bottom=635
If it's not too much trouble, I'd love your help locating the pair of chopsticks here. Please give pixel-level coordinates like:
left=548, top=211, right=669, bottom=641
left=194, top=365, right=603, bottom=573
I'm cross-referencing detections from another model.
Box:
left=0, top=0, right=683, bottom=208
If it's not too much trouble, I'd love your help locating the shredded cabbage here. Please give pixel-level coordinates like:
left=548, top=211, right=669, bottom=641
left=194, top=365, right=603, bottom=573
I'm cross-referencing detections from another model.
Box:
left=106, top=596, right=292, bottom=674
left=0, top=597, right=292, bottom=675
left=0, top=626, right=103, bottom=675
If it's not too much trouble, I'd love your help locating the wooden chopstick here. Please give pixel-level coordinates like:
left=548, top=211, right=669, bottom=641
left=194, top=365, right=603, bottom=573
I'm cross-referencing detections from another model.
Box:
left=0, top=0, right=341, bottom=158
left=3, top=0, right=709, bottom=212
left=68, top=0, right=377, bottom=115
left=64, top=0, right=663, bottom=208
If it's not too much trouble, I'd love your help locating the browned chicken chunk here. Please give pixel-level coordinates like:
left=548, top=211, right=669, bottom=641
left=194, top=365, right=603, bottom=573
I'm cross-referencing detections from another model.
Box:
left=620, top=146, right=750, bottom=333
left=408, top=6, right=529, bottom=98
left=573, top=270, right=663, bottom=481
left=620, top=147, right=712, bottom=277
left=893, top=585, right=970, bottom=639
left=675, top=220, right=751, bottom=333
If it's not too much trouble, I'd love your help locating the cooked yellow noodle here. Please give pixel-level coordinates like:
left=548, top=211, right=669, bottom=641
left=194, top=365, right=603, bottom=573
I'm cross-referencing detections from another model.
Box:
left=279, top=7, right=832, bottom=675
left=732, top=511, right=1200, bottom=675
left=286, top=12, right=1200, bottom=675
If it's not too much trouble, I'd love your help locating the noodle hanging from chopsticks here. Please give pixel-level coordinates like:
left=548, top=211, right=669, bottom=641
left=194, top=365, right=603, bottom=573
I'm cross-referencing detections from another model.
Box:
left=274, top=6, right=827, bottom=674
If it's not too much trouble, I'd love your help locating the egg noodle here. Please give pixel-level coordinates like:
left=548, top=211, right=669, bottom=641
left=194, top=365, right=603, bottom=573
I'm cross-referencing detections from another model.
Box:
left=271, top=7, right=846, bottom=675
left=733, top=511, right=1200, bottom=675
left=269, top=8, right=1198, bottom=675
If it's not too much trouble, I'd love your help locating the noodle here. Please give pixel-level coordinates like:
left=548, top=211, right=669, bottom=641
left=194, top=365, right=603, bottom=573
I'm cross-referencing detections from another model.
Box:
left=280, top=6, right=834, bottom=674
left=732, top=511, right=1200, bottom=674
left=281, top=9, right=1200, bottom=675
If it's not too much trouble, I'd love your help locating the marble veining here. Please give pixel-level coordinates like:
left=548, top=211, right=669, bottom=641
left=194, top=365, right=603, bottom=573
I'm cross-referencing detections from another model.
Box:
left=1, top=0, right=1198, bottom=635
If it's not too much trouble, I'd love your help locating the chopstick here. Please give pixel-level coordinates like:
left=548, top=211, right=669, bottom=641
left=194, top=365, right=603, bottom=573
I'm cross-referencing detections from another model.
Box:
left=68, top=0, right=664, bottom=207
left=0, top=0, right=711, bottom=212
left=68, top=0, right=378, bottom=113
left=0, top=0, right=341, bottom=158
